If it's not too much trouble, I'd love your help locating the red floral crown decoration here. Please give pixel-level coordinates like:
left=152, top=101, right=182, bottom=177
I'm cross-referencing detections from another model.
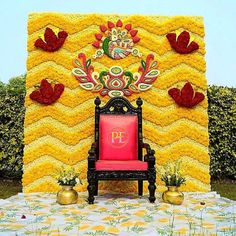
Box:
left=92, top=19, right=142, bottom=60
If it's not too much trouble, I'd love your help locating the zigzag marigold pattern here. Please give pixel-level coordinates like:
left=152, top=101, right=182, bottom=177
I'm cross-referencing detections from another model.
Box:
left=23, top=13, right=210, bottom=193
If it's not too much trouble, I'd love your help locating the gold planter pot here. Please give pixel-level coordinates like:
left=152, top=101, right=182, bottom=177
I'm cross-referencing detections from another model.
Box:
left=57, top=185, right=78, bottom=205
left=162, top=186, right=184, bottom=205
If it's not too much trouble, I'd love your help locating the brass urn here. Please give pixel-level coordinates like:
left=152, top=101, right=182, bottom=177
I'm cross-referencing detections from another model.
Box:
left=57, top=185, right=78, bottom=205
left=162, top=186, right=184, bottom=205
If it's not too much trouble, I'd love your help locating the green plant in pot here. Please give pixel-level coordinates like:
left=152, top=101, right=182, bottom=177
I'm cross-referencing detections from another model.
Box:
left=159, top=160, right=186, bottom=205
left=54, top=166, right=82, bottom=205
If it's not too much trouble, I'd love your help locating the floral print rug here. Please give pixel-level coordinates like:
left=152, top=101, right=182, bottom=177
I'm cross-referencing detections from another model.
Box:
left=0, top=191, right=235, bottom=235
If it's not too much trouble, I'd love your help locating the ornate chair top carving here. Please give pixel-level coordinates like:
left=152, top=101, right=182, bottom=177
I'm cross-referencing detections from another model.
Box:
left=95, top=96, right=143, bottom=115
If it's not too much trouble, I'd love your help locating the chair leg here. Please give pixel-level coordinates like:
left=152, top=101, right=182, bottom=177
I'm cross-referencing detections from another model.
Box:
left=94, top=180, right=98, bottom=196
left=138, top=180, right=143, bottom=196
left=87, top=171, right=96, bottom=204
left=148, top=169, right=156, bottom=203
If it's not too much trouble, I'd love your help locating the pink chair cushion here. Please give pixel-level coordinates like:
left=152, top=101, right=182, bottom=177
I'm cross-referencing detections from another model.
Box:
left=99, top=114, right=138, bottom=160
left=95, top=160, right=148, bottom=171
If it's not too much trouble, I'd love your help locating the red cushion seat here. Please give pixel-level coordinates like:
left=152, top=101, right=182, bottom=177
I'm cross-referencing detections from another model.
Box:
left=95, top=160, right=148, bottom=171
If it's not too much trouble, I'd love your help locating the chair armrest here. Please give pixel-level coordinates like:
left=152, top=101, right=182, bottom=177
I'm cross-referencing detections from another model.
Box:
left=88, top=142, right=98, bottom=169
left=142, top=143, right=155, bottom=156
left=142, top=143, right=156, bottom=168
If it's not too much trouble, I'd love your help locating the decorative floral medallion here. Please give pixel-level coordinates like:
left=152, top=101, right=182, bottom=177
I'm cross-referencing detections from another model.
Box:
left=72, top=53, right=160, bottom=97
left=92, top=19, right=142, bottom=60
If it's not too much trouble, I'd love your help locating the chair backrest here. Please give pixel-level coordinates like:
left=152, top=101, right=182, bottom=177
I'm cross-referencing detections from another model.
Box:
left=94, top=97, right=143, bottom=161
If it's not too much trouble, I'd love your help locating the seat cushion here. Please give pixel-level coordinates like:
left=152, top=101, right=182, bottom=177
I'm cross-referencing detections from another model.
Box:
left=99, top=114, right=138, bottom=160
left=95, top=160, right=148, bottom=171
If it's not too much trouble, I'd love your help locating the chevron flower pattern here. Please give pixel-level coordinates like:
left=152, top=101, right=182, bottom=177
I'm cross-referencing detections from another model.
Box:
left=23, top=13, right=210, bottom=193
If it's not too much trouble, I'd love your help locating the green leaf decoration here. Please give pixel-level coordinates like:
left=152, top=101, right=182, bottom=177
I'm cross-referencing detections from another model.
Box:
left=129, top=84, right=139, bottom=92
left=72, top=68, right=87, bottom=77
left=74, top=59, right=82, bottom=68
left=102, top=37, right=111, bottom=58
left=80, top=78, right=88, bottom=83
left=138, top=83, right=152, bottom=91
left=143, top=78, right=154, bottom=83
left=79, top=82, right=94, bottom=90
left=110, top=66, right=123, bottom=76
left=123, top=89, right=132, bottom=96
left=93, top=84, right=103, bottom=92
left=86, top=59, right=91, bottom=68
left=99, top=71, right=108, bottom=88
left=141, top=60, right=146, bottom=70
left=151, top=61, right=157, bottom=68
left=145, top=69, right=160, bottom=78
left=124, top=71, right=134, bottom=88
left=100, top=89, right=109, bottom=96
left=108, top=90, right=123, bottom=97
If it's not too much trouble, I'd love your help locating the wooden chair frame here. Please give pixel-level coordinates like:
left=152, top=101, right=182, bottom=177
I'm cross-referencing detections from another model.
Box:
left=87, top=96, right=156, bottom=204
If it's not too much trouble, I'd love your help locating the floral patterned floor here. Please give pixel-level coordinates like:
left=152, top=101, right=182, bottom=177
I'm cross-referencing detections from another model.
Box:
left=0, top=191, right=235, bottom=236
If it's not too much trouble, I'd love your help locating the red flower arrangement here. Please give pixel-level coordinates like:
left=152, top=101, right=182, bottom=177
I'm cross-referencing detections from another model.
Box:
left=168, top=82, right=205, bottom=108
left=166, top=31, right=199, bottom=54
left=30, top=79, right=64, bottom=105
left=34, top=27, right=68, bottom=52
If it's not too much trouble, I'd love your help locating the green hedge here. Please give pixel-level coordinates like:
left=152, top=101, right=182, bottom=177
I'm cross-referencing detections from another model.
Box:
left=0, top=76, right=25, bottom=179
left=0, top=77, right=235, bottom=179
left=208, top=85, right=236, bottom=179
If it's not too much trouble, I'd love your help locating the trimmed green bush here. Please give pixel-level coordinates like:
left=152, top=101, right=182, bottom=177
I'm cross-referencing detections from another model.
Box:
left=0, top=76, right=235, bottom=179
left=208, top=85, right=236, bottom=179
left=0, top=76, right=25, bottom=179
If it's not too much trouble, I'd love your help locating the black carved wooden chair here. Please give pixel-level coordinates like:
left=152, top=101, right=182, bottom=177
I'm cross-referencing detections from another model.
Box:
left=87, top=96, right=156, bottom=204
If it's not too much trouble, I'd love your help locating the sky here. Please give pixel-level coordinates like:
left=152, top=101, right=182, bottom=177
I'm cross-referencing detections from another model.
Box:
left=0, top=0, right=235, bottom=86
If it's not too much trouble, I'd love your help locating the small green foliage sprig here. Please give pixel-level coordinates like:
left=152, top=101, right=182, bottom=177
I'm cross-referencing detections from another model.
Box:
left=158, top=160, right=186, bottom=187
left=54, top=166, right=82, bottom=186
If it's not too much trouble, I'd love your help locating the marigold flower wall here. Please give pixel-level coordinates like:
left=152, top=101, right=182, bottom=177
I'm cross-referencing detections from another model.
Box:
left=23, top=13, right=210, bottom=193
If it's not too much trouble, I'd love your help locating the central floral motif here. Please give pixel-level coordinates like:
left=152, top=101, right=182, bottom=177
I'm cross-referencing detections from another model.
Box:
left=72, top=53, right=160, bottom=97
left=92, top=19, right=142, bottom=60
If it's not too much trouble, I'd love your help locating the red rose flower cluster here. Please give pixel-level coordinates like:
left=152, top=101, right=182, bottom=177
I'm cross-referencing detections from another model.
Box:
left=166, top=31, right=199, bottom=54
left=30, top=79, right=64, bottom=105
left=34, top=27, right=68, bottom=52
left=168, top=82, right=204, bottom=108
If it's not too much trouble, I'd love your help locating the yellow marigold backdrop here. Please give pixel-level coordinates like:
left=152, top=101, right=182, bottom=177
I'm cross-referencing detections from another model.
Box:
left=23, top=13, right=210, bottom=193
